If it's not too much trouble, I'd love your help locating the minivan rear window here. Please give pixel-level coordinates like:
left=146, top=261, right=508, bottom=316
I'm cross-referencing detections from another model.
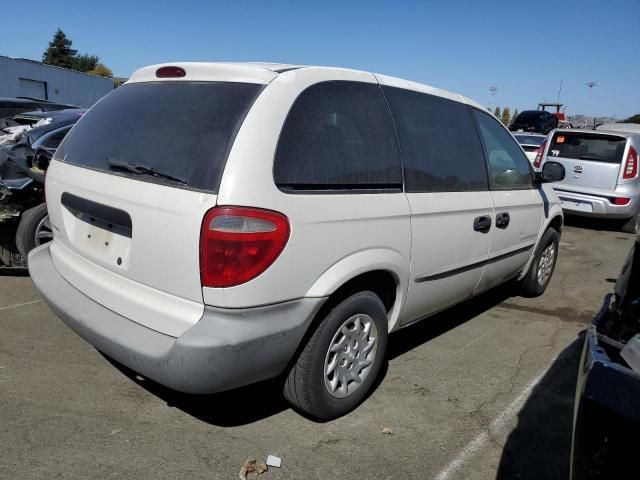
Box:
left=56, top=81, right=263, bottom=192
left=548, top=132, right=627, bottom=164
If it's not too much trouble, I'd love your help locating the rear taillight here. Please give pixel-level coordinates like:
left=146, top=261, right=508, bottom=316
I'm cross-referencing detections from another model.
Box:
left=533, top=139, right=547, bottom=168
left=614, top=197, right=631, bottom=206
left=623, top=146, right=638, bottom=180
left=200, top=206, right=290, bottom=288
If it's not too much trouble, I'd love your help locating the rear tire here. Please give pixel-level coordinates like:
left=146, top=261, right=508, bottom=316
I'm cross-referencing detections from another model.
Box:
left=519, top=228, right=560, bottom=297
left=283, top=291, right=388, bottom=420
left=0, top=244, right=23, bottom=267
left=620, top=212, right=640, bottom=234
left=0, top=222, right=24, bottom=267
left=16, top=203, right=51, bottom=265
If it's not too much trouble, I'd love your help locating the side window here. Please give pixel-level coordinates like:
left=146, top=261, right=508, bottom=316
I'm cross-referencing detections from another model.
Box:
left=472, top=109, right=533, bottom=189
left=274, top=81, right=402, bottom=191
left=383, top=86, right=488, bottom=192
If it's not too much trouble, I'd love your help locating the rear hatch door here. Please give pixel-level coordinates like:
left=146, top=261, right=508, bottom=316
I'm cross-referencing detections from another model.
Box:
left=46, top=80, right=264, bottom=336
left=546, top=131, right=627, bottom=191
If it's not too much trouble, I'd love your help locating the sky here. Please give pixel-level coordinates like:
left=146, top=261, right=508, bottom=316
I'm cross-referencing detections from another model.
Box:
left=2, top=0, right=638, bottom=118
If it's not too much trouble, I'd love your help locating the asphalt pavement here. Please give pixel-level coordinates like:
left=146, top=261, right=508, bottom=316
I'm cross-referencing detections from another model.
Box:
left=0, top=218, right=634, bottom=479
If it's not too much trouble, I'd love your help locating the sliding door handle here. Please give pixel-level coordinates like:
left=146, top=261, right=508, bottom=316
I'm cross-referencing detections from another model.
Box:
left=473, top=215, right=492, bottom=233
left=496, top=212, right=510, bottom=229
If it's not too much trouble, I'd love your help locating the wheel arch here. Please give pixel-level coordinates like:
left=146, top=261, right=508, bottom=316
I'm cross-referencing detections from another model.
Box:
left=548, top=214, right=563, bottom=233
left=518, top=212, right=564, bottom=281
left=305, top=248, right=408, bottom=331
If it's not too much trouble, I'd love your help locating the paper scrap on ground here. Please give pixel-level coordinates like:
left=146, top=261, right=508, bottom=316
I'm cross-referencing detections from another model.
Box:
left=266, top=455, right=281, bottom=468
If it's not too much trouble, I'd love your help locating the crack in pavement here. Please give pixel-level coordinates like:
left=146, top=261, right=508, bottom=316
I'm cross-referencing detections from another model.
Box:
left=0, top=300, right=42, bottom=311
left=465, top=320, right=564, bottom=443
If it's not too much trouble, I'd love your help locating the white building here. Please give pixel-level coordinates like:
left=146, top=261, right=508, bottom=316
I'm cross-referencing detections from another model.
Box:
left=0, top=55, right=114, bottom=107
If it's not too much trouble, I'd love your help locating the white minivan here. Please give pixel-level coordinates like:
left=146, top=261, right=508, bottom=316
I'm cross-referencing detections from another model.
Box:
left=29, top=63, right=565, bottom=419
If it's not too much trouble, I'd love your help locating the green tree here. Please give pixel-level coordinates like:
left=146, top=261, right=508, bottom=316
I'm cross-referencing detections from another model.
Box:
left=88, top=63, right=113, bottom=78
left=493, top=106, right=501, bottom=119
left=621, top=114, right=640, bottom=124
left=42, top=29, right=77, bottom=69
left=501, top=107, right=511, bottom=125
left=512, top=109, right=519, bottom=123
left=72, top=54, right=99, bottom=72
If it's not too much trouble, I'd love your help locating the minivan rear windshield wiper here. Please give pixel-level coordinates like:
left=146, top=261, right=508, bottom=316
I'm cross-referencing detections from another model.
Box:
left=106, top=158, right=186, bottom=184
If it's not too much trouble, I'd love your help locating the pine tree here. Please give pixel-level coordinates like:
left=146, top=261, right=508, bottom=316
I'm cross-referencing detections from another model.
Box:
left=512, top=109, right=519, bottom=123
left=501, top=107, right=511, bottom=125
left=493, top=106, right=501, bottom=119
left=72, top=54, right=99, bottom=72
left=42, top=29, right=77, bottom=69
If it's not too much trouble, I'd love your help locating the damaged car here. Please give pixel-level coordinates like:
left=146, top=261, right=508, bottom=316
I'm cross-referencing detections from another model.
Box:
left=0, top=109, right=78, bottom=145
left=571, top=237, right=640, bottom=479
left=0, top=97, right=78, bottom=124
left=0, top=109, right=85, bottom=267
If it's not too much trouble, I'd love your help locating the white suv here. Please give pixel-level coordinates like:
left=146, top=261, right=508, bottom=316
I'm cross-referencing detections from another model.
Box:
left=29, top=62, right=565, bottom=419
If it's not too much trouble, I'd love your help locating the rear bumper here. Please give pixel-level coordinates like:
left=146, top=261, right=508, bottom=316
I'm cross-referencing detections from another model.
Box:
left=29, top=243, right=325, bottom=394
left=554, top=188, right=637, bottom=219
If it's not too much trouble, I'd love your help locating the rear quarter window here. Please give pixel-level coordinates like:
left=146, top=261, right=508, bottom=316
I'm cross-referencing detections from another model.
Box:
left=56, top=81, right=263, bottom=192
left=548, top=132, right=627, bottom=163
left=274, top=81, right=402, bottom=191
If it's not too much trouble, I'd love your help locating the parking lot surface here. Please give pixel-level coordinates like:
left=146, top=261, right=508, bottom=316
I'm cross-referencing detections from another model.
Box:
left=0, top=220, right=635, bottom=479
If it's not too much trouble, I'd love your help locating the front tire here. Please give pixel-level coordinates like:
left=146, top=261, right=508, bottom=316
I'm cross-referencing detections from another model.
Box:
left=283, top=291, right=388, bottom=420
left=16, top=203, right=52, bottom=264
left=519, top=228, right=560, bottom=297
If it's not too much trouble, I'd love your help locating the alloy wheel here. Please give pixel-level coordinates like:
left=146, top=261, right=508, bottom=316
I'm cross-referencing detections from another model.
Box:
left=537, top=242, right=556, bottom=286
left=324, top=314, right=378, bottom=399
left=34, top=215, right=53, bottom=246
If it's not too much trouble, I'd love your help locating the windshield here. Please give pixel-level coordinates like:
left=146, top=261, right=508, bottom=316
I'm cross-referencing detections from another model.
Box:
left=548, top=132, right=627, bottom=163
left=56, top=81, right=263, bottom=193
left=514, top=135, right=546, bottom=146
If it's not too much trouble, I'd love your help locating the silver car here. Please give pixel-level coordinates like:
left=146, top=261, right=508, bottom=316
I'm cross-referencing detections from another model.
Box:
left=513, top=132, right=548, bottom=169
left=541, top=128, right=640, bottom=233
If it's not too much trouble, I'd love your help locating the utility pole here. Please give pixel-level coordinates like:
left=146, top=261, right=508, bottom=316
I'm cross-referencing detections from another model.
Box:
left=556, top=80, right=563, bottom=104
left=488, top=86, right=498, bottom=110
left=585, top=81, right=599, bottom=128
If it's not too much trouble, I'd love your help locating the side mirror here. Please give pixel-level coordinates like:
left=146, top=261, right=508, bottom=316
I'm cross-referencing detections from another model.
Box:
left=536, top=161, right=565, bottom=184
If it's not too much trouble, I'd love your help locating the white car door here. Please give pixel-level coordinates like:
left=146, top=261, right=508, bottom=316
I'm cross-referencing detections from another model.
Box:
left=379, top=82, right=494, bottom=325
left=471, top=109, right=543, bottom=292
